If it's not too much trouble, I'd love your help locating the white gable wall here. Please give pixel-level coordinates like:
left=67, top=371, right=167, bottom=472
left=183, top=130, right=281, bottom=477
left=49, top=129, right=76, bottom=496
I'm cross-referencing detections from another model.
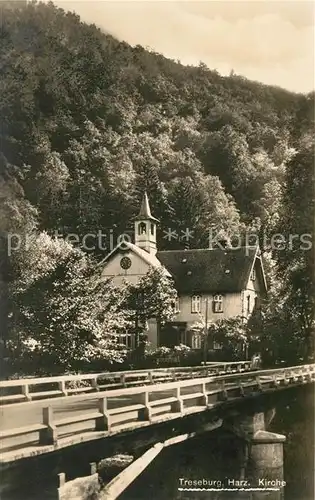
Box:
left=242, top=259, right=263, bottom=317
left=101, top=250, right=152, bottom=286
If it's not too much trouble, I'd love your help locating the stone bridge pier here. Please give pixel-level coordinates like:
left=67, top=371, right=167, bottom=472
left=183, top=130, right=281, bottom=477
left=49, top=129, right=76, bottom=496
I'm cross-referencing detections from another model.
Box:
left=223, top=410, right=286, bottom=500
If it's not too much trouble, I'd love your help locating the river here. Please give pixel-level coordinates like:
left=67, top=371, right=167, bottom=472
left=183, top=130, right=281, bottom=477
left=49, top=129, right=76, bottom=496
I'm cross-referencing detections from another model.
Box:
left=120, top=385, right=314, bottom=500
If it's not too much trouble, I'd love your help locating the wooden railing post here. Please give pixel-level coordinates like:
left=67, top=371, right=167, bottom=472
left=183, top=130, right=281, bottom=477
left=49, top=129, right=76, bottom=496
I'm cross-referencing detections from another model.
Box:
left=22, top=384, right=31, bottom=402
left=58, top=381, right=68, bottom=396
left=40, top=406, right=57, bottom=445
left=201, top=383, right=208, bottom=406
left=90, top=462, right=97, bottom=475
left=256, top=375, right=263, bottom=391
left=302, top=372, right=308, bottom=383
left=120, top=374, right=126, bottom=387
left=292, top=369, right=299, bottom=383
left=171, top=386, right=183, bottom=414
left=91, top=378, right=99, bottom=391
left=96, top=397, right=109, bottom=431
left=58, top=472, right=66, bottom=488
left=139, top=391, right=152, bottom=422
left=306, top=367, right=313, bottom=383
left=271, top=375, right=279, bottom=388
left=219, top=380, right=228, bottom=401
left=239, top=381, right=245, bottom=397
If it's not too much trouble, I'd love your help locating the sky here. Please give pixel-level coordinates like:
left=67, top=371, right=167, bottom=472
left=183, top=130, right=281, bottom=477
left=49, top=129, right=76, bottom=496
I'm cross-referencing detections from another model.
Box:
left=52, top=1, right=314, bottom=93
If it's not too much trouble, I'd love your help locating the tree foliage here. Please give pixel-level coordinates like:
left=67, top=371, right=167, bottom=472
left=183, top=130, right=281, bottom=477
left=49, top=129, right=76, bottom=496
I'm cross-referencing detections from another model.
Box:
left=125, top=266, right=176, bottom=325
left=1, top=1, right=314, bottom=372
left=209, top=317, right=249, bottom=360
left=270, top=135, right=315, bottom=362
left=9, top=233, right=132, bottom=374
left=2, top=1, right=311, bottom=243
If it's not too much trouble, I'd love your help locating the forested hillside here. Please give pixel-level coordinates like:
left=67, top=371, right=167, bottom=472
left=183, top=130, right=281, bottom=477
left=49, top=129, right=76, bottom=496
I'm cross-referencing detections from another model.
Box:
left=0, top=1, right=314, bottom=374
left=1, top=1, right=313, bottom=246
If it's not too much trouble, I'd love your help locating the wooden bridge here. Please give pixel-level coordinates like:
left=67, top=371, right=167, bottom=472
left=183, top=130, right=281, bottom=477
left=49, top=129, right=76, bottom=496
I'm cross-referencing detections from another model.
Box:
left=1, top=362, right=314, bottom=465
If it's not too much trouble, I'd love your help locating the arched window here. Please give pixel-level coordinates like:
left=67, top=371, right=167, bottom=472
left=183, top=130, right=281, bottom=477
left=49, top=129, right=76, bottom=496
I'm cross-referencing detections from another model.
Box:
left=138, top=222, right=147, bottom=235
left=150, top=223, right=155, bottom=235
left=247, top=295, right=251, bottom=314
left=191, top=295, right=201, bottom=313
left=213, top=294, right=223, bottom=313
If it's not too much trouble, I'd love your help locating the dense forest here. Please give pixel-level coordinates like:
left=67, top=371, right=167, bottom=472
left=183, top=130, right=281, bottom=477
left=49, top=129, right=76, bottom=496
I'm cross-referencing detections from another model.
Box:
left=0, top=1, right=314, bottom=374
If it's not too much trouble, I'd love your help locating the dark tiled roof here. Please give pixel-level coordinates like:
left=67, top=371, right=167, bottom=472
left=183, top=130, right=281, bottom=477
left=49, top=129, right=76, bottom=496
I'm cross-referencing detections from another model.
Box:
left=157, top=246, right=258, bottom=293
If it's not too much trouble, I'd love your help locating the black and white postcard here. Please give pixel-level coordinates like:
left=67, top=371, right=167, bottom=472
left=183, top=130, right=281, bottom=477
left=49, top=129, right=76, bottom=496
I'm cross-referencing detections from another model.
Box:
left=0, top=1, right=314, bottom=499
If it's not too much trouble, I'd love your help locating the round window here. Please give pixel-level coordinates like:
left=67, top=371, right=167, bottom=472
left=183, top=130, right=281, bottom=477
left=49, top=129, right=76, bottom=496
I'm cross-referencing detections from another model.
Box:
left=120, top=256, right=132, bottom=270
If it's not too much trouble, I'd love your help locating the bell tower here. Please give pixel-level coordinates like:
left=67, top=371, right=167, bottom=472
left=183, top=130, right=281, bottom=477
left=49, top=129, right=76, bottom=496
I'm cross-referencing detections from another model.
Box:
left=134, top=192, right=159, bottom=255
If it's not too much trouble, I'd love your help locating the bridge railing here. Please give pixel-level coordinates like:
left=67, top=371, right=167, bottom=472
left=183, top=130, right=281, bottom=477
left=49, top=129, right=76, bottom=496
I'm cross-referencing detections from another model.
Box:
left=0, top=363, right=314, bottom=461
left=0, top=360, right=253, bottom=405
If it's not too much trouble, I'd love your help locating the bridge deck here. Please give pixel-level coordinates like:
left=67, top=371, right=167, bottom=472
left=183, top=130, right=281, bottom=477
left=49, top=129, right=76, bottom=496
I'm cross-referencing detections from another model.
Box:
left=0, top=364, right=314, bottom=464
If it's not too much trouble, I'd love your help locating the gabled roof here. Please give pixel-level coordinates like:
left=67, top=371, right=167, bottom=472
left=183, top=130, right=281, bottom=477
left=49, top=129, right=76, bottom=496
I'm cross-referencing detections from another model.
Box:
left=135, top=192, right=159, bottom=222
left=157, top=246, right=265, bottom=294
left=99, top=241, right=171, bottom=277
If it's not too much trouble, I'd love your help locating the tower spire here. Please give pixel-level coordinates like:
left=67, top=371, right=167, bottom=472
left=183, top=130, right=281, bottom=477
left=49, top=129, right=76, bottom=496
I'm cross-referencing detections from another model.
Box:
left=135, top=191, right=159, bottom=221
left=134, top=192, right=159, bottom=254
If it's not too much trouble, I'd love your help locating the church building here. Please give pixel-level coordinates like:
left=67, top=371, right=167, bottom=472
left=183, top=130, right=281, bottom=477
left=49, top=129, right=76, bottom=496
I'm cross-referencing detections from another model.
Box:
left=100, top=193, right=267, bottom=349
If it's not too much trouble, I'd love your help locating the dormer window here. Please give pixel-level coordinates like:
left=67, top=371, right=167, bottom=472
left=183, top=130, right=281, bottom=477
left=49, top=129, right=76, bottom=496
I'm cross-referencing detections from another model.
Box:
left=213, top=294, right=223, bottom=313
left=191, top=295, right=201, bottom=313
left=250, top=268, right=256, bottom=281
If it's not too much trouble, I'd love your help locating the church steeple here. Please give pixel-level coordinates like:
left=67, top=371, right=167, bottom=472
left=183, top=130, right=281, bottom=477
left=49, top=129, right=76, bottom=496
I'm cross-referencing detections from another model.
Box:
left=134, top=192, right=159, bottom=255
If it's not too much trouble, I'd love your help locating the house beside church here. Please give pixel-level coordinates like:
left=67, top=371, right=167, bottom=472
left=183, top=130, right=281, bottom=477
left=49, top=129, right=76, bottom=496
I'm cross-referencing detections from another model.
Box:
left=100, top=193, right=267, bottom=349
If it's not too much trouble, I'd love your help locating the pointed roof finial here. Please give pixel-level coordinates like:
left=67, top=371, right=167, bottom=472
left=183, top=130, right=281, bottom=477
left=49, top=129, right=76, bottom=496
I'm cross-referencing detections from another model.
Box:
left=135, top=191, right=159, bottom=221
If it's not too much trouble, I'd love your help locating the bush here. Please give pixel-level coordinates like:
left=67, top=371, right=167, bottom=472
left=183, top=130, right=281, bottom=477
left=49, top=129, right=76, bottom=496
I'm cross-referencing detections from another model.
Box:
left=123, top=344, right=193, bottom=369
